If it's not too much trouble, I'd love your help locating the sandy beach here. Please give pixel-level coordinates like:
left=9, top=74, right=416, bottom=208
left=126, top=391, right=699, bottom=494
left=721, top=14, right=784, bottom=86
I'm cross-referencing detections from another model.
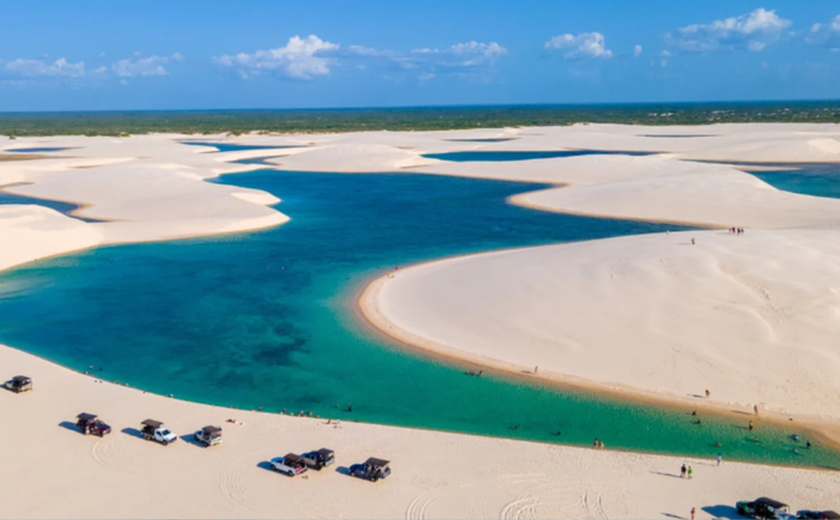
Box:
left=3, top=125, right=840, bottom=517
left=2, top=343, right=839, bottom=519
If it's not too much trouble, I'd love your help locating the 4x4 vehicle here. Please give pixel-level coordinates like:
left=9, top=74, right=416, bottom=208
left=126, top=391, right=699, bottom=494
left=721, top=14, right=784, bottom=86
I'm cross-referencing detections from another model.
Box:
left=194, top=425, right=222, bottom=447
left=737, top=498, right=795, bottom=519
left=76, top=413, right=112, bottom=437
left=798, top=511, right=840, bottom=520
left=141, top=419, right=177, bottom=445
left=349, top=457, right=391, bottom=482
left=270, top=454, right=308, bottom=477
left=301, top=448, right=335, bottom=470
left=3, top=375, right=32, bottom=393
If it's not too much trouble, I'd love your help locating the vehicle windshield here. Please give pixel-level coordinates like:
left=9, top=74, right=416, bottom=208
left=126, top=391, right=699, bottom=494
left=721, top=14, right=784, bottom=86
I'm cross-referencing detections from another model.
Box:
left=161, top=429, right=171, bottom=436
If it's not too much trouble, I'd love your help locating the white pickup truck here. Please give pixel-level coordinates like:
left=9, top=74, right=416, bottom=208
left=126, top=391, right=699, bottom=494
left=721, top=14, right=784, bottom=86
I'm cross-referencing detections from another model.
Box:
left=270, top=454, right=308, bottom=477
left=194, top=425, right=223, bottom=447
left=141, top=419, right=177, bottom=445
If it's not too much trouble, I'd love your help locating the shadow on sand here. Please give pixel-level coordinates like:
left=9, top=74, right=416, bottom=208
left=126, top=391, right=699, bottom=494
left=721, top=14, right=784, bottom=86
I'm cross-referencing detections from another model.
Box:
left=335, top=466, right=351, bottom=476
left=58, top=421, right=81, bottom=434
left=703, top=504, right=743, bottom=518
left=121, top=427, right=146, bottom=440
left=650, top=470, right=682, bottom=479
left=181, top=433, right=208, bottom=448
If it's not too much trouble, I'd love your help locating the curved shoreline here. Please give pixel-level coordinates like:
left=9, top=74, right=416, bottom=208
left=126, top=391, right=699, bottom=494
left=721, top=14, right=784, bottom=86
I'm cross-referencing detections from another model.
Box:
left=357, top=257, right=840, bottom=453
left=6, top=130, right=840, bottom=459
left=507, top=190, right=728, bottom=230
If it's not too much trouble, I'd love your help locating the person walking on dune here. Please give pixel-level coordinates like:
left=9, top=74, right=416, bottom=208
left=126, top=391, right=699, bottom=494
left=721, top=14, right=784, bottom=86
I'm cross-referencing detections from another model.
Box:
left=691, top=507, right=696, bottom=519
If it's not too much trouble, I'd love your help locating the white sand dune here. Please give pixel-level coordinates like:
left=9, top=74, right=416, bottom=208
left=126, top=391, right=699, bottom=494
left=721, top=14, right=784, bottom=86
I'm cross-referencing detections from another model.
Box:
left=0, top=205, right=103, bottom=271
left=4, top=125, right=840, bottom=517
left=363, top=229, right=840, bottom=421
left=0, top=135, right=289, bottom=270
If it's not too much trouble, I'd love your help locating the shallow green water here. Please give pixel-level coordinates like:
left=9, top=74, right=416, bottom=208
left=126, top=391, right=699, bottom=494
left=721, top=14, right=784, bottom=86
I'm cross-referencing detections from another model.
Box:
left=0, top=168, right=836, bottom=469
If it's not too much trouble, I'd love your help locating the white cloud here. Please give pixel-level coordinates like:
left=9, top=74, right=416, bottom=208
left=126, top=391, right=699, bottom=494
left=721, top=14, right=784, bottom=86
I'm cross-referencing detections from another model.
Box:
left=3, top=57, right=87, bottom=77
left=660, top=50, right=673, bottom=57
left=347, top=45, right=395, bottom=58
left=214, top=35, right=339, bottom=79
left=807, top=15, right=840, bottom=47
left=347, top=40, right=506, bottom=82
left=449, top=41, right=507, bottom=65
left=112, top=54, right=180, bottom=78
left=633, top=45, right=643, bottom=57
left=217, top=38, right=505, bottom=83
left=409, top=41, right=507, bottom=67
left=544, top=32, right=613, bottom=59
left=667, top=8, right=791, bottom=52
left=748, top=40, right=766, bottom=52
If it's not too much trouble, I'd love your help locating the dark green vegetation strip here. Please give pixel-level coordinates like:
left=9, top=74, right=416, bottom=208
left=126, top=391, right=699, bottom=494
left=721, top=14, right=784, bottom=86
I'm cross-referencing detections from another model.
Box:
left=1, top=102, right=840, bottom=136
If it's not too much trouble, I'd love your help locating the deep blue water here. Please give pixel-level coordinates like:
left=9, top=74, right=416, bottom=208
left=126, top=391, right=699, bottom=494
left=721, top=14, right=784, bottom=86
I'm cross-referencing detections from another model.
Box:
left=5, top=147, right=71, bottom=152
left=424, top=150, right=657, bottom=161
left=0, top=168, right=836, bottom=468
left=0, top=190, right=104, bottom=223
left=180, top=142, right=298, bottom=152
left=747, top=164, right=840, bottom=199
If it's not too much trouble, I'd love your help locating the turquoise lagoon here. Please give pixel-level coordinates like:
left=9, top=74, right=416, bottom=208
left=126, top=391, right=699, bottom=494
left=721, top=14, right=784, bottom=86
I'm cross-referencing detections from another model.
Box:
left=748, top=164, right=840, bottom=200
left=0, top=165, right=837, bottom=469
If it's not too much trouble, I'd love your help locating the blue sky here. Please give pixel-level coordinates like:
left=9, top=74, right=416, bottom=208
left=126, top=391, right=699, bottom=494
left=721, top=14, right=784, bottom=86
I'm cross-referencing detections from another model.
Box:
left=2, top=0, right=840, bottom=111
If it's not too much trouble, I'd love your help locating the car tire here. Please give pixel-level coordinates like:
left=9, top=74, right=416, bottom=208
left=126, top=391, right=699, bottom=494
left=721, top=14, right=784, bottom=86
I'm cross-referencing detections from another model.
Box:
left=162, top=440, right=168, bottom=446
left=287, top=471, right=294, bottom=477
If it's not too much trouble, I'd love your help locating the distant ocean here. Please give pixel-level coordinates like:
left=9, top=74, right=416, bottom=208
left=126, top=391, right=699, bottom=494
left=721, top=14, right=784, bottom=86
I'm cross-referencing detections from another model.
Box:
left=2, top=100, right=840, bottom=136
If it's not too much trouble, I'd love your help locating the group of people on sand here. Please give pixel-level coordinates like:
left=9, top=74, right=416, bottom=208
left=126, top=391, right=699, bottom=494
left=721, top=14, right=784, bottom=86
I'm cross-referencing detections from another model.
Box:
left=680, top=463, right=693, bottom=479
left=593, top=438, right=605, bottom=449
left=729, top=227, right=745, bottom=234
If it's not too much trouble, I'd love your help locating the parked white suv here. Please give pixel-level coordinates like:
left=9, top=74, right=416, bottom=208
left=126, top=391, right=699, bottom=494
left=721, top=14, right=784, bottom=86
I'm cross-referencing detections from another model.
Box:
left=270, top=454, right=308, bottom=477
left=141, top=419, right=177, bottom=445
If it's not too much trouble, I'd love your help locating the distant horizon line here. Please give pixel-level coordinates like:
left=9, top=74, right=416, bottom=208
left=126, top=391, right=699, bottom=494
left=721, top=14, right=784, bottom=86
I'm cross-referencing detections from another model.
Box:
left=3, top=99, right=840, bottom=115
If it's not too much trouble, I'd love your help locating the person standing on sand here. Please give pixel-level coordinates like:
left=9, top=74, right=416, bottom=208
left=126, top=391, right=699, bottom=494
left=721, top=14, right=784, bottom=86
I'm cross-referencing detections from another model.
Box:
left=754, top=405, right=759, bottom=416
left=691, top=238, right=696, bottom=245
left=749, top=420, right=754, bottom=431
left=680, top=464, right=686, bottom=478
left=717, top=454, right=722, bottom=466
left=534, top=365, right=539, bottom=374
left=687, top=466, right=693, bottom=479
left=691, top=507, right=696, bottom=520
left=705, top=389, right=710, bottom=398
